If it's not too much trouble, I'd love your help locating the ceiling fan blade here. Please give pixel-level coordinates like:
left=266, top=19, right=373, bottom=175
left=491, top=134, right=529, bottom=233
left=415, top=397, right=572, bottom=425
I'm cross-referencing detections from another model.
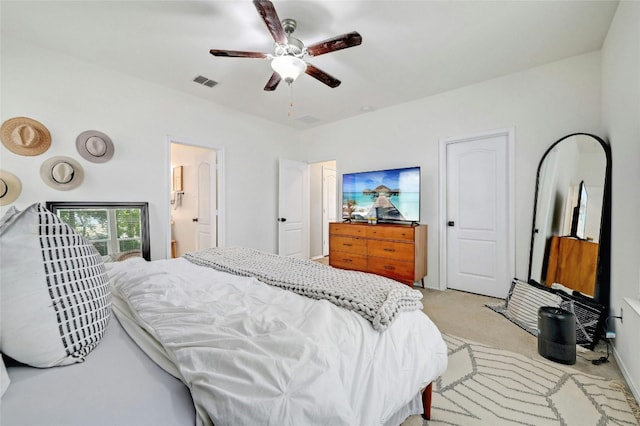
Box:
left=264, top=72, right=282, bottom=91
left=209, top=49, right=268, bottom=59
left=306, top=31, right=362, bottom=57
left=305, top=64, right=341, bottom=88
left=253, top=0, right=287, bottom=45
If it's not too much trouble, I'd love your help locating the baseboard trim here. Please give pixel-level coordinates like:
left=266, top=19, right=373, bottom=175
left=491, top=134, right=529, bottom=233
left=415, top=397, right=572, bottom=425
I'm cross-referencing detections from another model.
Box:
left=613, top=345, right=640, bottom=405
left=612, top=298, right=640, bottom=405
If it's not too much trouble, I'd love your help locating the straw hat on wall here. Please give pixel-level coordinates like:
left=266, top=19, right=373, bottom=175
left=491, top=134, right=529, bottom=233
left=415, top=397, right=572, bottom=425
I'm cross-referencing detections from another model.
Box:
left=1, top=117, right=51, bottom=156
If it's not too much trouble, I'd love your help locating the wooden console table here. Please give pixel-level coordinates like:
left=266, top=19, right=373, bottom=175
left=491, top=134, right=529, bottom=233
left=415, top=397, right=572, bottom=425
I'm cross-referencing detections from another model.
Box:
left=329, top=222, right=427, bottom=287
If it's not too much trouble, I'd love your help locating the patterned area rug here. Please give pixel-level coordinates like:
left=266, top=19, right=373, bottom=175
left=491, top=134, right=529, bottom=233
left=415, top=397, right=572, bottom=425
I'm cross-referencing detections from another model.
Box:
left=424, top=334, right=639, bottom=425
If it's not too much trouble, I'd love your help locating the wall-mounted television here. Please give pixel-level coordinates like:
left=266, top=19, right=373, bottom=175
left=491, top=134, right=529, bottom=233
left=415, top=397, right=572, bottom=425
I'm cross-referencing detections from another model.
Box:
left=570, top=180, right=588, bottom=239
left=342, top=166, right=420, bottom=223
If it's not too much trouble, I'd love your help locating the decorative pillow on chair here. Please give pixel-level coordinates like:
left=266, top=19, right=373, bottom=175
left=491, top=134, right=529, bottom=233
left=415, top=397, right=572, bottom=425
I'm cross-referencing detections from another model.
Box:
left=0, top=203, right=111, bottom=367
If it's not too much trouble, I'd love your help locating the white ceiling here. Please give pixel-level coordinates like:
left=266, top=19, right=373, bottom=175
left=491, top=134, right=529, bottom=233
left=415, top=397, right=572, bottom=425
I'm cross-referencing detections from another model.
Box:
left=1, top=1, right=619, bottom=129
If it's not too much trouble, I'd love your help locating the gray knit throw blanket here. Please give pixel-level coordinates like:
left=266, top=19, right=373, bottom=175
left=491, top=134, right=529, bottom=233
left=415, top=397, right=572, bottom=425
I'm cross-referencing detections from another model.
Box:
left=183, top=247, right=423, bottom=332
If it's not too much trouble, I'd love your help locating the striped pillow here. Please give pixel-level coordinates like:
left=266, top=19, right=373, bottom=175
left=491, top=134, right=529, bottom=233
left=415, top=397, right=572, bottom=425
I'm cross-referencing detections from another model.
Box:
left=506, top=280, right=562, bottom=332
left=0, top=203, right=111, bottom=367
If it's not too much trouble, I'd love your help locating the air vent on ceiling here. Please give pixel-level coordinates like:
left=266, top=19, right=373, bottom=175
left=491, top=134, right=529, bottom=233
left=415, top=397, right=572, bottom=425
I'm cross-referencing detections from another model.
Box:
left=296, top=115, right=322, bottom=124
left=193, top=75, right=218, bottom=88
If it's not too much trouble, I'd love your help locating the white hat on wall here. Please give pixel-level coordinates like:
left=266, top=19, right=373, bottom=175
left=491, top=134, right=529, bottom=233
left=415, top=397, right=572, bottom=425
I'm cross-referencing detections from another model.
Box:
left=76, top=130, right=114, bottom=163
left=0, top=170, right=22, bottom=206
left=40, top=156, right=84, bottom=190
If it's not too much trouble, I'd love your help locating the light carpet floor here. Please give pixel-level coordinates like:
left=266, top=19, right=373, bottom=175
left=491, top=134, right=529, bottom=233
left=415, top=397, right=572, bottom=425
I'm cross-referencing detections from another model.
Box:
left=405, top=287, right=640, bottom=426
left=407, top=333, right=638, bottom=425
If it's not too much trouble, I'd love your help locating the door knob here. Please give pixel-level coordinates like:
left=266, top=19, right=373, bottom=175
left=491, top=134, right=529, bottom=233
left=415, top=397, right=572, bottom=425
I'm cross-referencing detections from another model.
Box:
left=277, top=218, right=287, bottom=222
left=448, top=221, right=455, bottom=227
left=192, top=218, right=199, bottom=222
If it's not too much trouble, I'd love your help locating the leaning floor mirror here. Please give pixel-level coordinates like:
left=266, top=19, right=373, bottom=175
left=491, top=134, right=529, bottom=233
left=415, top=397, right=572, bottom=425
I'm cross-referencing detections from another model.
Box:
left=46, top=201, right=150, bottom=261
left=527, top=133, right=612, bottom=309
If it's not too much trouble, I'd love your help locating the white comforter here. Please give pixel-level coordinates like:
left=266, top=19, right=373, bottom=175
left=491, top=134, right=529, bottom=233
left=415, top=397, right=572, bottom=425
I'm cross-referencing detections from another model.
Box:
left=107, top=257, right=447, bottom=426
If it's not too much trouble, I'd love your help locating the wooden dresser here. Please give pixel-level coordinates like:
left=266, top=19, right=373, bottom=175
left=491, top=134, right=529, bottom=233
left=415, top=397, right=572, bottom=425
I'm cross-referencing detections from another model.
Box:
left=545, top=235, right=598, bottom=296
left=329, top=222, right=428, bottom=286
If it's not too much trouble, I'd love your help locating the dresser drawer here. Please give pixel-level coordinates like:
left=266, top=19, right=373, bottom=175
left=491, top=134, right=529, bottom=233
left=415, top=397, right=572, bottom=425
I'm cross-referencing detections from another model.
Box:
left=367, top=257, right=415, bottom=283
left=328, top=222, right=427, bottom=287
left=330, top=236, right=367, bottom=255
left=329, top=251, right=367, bottom=271
left=367, top=240, right=414, bottom=261
left=366, top=226, right=414, bottom=241
left=330, top=223, right=366, bottom=237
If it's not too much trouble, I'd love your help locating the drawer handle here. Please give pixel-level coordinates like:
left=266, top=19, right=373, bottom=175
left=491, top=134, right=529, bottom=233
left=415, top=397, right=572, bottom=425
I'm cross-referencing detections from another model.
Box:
left=343, top=258, right=353, bottom=262
left=343, top=243, right=353, bottom=247
left=383, top=248, right=395, bottom=252
left=384, top=265, right=396, bottom=270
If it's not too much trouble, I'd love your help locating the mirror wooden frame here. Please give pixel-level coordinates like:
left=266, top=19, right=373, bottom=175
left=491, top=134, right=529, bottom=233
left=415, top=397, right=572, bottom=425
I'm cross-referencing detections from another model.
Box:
left=45, top=201, right=151, bottom=261
left=527, top=133, right=612, bottom=309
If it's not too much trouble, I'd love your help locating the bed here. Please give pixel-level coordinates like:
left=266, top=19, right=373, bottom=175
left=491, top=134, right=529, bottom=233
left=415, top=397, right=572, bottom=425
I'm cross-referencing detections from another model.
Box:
left=1, top=203, right=448, bottom=426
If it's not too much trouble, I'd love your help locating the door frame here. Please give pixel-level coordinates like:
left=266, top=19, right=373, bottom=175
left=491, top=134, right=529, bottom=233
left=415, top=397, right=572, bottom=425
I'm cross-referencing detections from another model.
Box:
left=166, top=135, right=225, bottom=259
left=321, top=164, right=337, bottom=257
left=438, top=128, right=516, bottom=292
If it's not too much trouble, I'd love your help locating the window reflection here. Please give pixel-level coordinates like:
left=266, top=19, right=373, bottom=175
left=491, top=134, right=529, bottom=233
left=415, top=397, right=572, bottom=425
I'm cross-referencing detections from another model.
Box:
left=46, top=202, right=150, bottom=261
left=58, top=208, right=142, bottom=256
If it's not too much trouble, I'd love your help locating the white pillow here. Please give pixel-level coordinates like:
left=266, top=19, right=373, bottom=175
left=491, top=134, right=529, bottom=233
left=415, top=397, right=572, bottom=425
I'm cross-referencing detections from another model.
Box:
left=1, top=355, right=9, bottom=397
left=506, top=280, right=562, bottom=332
left=0, top=203, right=111, bottom=367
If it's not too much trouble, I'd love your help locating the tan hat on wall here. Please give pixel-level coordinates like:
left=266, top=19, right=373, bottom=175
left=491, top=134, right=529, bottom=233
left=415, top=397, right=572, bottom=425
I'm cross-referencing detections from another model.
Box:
left=40, top=156, right=84, bottom=190
left=0, top=170, right=22, bottom=206
left=1, top=117, right=51, bottom=156
left=76, top=130, right=114, bottom=163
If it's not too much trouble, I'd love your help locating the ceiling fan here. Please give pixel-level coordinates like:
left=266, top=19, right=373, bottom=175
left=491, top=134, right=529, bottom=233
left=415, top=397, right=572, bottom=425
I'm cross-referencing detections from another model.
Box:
left=210, top=0, right=362, bottom=91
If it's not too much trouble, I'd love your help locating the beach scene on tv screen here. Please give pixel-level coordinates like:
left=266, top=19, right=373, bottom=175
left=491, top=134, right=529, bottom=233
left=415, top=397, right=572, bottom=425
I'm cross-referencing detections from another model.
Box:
left=342, top=167, right=420, bottom=222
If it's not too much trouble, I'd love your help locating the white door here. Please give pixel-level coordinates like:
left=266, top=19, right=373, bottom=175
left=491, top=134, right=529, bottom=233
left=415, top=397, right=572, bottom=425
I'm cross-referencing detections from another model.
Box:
left=322, top=166, right=337, bottom=256
left=278, top=158, right=309, bottom=258
left=443, top=130, right=513, bottom=298
left=196, top=159, right=216, bottom=250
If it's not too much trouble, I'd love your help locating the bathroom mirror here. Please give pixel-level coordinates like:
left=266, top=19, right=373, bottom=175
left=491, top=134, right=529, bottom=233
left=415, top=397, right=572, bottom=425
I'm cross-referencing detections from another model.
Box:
left=527, top=133, right=611, bottom=308
left=46, top=201, right=150, bottom=261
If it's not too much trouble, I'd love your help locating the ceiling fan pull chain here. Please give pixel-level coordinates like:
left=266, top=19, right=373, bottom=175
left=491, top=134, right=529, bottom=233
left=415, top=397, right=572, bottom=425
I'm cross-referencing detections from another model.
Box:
left=288, top=83, right=294, bottom=117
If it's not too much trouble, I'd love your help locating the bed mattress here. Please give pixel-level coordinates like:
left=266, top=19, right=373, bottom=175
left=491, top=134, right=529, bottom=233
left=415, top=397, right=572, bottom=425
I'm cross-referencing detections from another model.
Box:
left=2, top=315, right=196, bottom=426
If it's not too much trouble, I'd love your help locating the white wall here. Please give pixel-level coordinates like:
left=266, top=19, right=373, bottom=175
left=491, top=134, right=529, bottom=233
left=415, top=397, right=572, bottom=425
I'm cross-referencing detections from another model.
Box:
left=601, top=0, right=640, bottom=401
left=301, top=52, right=602, bottom=289
left=0, top=38, right=302, bottom=258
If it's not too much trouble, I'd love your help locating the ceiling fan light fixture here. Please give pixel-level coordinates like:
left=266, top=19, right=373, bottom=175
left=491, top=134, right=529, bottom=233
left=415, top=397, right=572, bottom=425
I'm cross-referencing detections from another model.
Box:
left=271, top=55, right=307, bottom=84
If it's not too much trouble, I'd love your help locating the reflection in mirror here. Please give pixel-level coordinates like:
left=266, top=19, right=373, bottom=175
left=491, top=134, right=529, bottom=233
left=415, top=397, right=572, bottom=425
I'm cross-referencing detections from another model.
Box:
left=528, top=134, right=611, bottom=307
left=46, top=201, right=150, bottom=261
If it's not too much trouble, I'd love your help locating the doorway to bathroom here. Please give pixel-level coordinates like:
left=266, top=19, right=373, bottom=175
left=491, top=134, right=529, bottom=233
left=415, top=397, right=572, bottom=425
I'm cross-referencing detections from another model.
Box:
left=169, top=140, right=221, bottom=258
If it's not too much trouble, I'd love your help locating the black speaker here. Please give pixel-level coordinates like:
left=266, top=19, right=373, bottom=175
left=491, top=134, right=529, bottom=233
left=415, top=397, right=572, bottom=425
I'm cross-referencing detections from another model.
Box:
left=538, top=306, right=576, bottom=365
